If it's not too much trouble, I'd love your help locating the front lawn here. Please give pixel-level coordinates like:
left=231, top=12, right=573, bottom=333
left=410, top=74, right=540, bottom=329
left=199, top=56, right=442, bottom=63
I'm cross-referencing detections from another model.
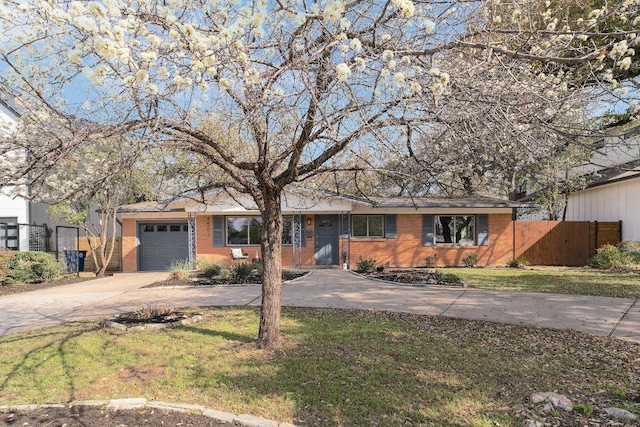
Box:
left=448, top=267, right=640, bottom=298
left=1, top=307, right=638, bottom=426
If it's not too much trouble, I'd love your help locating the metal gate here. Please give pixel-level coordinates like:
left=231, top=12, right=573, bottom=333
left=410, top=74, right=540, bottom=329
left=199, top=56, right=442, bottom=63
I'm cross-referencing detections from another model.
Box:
left=1, top=223, right=50, bottom=252
left=56, top=225, right=80, bottom=275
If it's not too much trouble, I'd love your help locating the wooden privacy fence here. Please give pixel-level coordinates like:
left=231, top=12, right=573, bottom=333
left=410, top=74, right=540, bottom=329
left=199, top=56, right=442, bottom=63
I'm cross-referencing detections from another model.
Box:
left=514, top=221, right=621, bottom=266
left=78, top=237, right=122, bottom=272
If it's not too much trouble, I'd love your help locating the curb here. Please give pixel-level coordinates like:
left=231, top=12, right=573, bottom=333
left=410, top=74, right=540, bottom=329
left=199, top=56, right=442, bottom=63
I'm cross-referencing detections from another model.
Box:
left=0, top=398, right=300, bottom=427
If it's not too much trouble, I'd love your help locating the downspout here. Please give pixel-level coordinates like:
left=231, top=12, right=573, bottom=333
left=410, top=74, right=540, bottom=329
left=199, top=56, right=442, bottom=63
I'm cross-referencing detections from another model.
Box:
left=116, top=217, right=123, bottom=272
left=348, top=211, right=351, bottom=270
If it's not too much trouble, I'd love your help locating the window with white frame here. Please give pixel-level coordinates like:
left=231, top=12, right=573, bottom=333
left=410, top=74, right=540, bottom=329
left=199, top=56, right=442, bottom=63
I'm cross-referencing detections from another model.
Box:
left=226, top=216, right=294, bottom=245
left=435, top=215, right=475, bottom=245
left=352, top=215, right=384, bottom=237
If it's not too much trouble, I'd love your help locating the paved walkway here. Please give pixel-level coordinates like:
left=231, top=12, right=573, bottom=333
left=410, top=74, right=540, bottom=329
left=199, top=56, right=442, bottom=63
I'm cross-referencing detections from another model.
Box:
left=1, top=270, right=638, bottom=342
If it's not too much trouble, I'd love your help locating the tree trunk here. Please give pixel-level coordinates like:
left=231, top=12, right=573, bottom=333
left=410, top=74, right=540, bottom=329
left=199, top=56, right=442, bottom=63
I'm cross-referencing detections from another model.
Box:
left=256, top=188, right=283, bottom=349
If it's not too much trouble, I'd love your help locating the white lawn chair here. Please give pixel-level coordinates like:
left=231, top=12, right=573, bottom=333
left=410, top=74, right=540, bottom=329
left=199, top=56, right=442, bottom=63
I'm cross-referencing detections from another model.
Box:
left=230, top=248, right=249, bottom=262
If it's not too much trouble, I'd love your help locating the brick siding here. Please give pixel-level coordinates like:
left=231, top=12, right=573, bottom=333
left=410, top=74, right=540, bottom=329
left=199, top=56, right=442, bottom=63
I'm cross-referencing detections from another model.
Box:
left=122, top=213, right=514, bottom=272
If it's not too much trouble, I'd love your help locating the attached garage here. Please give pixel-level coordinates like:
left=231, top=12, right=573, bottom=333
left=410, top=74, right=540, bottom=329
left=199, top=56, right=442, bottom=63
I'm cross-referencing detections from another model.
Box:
left=138, top=222, right=189, bottom=271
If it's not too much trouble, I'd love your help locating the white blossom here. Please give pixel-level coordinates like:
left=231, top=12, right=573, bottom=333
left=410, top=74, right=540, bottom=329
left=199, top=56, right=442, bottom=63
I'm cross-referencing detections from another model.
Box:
left=219, top=78, right=232, bottom=90
left=335, top=63, right=351, bottom=81
left=391, top=0, right=415, bottom=18
left=610, top=40, right=629, bottom=60
left=350, top=38, right=362, bottom=52
left=619, top=57, right=632, bottom=70
left=423, top=19, right=436, bottom=33
left=87, top=2, right=106, bottom=17
left=394, top=72, right=405, bottom=86
left=135, top=69, right=149, bottom=83
left=339, top=18, right=351, bottom=30
left=323, top=0, right=345, bottom=23
left=74, top=16, right=98, bottom=32
left=432, top=82, right=444, bottom=95
left=243, top=68, right=262, bottom=88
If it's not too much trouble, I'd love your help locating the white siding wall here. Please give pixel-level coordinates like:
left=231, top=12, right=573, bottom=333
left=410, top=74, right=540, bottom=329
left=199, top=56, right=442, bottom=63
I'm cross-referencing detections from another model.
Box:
left=565, top=177, right=640, bottom=241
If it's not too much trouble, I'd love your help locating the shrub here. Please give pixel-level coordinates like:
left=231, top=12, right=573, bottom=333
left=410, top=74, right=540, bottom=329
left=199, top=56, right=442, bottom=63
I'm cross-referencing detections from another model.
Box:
left=588, top=245, right=630, bottom=270
left=424, top=254, right=438, bottom=268
left=198, top=260, right=223, bottom=277
left=573, top=404, right=593, bottom=416
left=2, top=252, right=64, bottom=285
left=462, top=252, right=479, bottom=267
left=508, top=256, right=527, bottom=268
left=282, top=270, right=305, bottom=281
left=355, top=256, right=376, bottom=273
left=167, top=259, right=191, bottom=281
left=617, top=240, right=640, bottom=264
left=219, top=268, right=232, bottom=280
left=232, top=262, right=254, bottom=283
left=440, top=273, right=463, bottom=284
left=0, top=252, right=17, bottom=285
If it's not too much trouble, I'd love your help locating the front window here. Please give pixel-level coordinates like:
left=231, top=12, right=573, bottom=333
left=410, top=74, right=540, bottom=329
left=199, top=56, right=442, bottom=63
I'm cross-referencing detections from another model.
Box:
left=227, top=217, right=262, bottom=245
left=226, top=216, right=293, bottom=245
left=435, top=215, right=475, bottom=245
left=352, top=215, right=384, bottom=237
left=282, top=216, right=292, bottom=245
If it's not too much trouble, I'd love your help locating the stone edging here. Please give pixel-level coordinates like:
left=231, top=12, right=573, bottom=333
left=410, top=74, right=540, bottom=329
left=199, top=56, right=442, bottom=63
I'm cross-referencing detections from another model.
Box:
left=0, top=398, right=300, bottom=427
left=349, top=270, right=467, bottom=288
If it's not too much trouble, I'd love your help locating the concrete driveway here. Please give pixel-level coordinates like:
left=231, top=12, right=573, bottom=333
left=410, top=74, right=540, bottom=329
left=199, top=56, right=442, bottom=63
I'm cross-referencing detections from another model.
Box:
left=1, top=270, right=638, bottom=343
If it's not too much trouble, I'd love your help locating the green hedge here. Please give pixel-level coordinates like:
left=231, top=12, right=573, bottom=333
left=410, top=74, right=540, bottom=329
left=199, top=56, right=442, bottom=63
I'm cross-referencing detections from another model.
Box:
left=0, top=251, right=65, bottom=285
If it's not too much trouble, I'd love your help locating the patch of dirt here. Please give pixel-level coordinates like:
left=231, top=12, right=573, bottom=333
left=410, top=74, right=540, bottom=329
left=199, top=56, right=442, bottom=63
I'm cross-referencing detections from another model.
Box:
left=0, top=275, right=95, bottom=297
left=117, top=366, right=166, bottom=383
left=1, top=405, right=230, bottom=426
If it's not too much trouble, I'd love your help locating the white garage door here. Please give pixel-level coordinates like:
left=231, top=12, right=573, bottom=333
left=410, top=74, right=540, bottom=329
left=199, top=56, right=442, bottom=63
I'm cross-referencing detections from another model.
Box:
left=138, top=223, right=189, bottom=271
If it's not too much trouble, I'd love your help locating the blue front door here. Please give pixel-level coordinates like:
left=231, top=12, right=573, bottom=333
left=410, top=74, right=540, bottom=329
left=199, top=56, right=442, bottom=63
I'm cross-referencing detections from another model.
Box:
left=314, top=215, right=339, bottom=265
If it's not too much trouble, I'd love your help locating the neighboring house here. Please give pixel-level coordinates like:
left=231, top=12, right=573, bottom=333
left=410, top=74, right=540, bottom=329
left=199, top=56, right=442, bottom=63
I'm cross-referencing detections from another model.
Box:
left=1, top=91, right=121, bottom=254
left=564, top=159, right=640, bottom=241
left=562, top=121, right=640, bottom=241
left=119, top=190, right=524, bottom=271
left=0, top=93, right=52, bottom=251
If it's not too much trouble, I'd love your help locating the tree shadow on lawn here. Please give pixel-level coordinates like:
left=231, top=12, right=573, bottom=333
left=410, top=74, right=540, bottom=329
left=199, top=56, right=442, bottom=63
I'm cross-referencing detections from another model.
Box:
left=176, top=308, right=531, bottom=426
left=1, top=308, right=638, bottom=427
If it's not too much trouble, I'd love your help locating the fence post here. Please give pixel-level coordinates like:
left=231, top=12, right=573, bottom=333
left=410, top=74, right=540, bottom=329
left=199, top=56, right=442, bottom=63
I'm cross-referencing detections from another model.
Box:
left=619, top=220, right=623, bottom=242
left=594, top=221, right=599, bottom=251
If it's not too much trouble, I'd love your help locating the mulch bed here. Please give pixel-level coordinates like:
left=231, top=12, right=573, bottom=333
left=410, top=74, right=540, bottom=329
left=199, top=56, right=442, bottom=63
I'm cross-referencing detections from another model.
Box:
left=362, top=268, right=465, bottom=286
left=0, top=276, right=95, bottom=297
left=143, top=271, right=308, bottom=289
left=1, top=405, right=229, bottom=426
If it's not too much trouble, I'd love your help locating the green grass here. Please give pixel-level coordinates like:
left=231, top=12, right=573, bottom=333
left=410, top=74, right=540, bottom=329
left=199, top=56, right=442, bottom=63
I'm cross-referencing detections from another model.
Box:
left=1, top=308, right=638, bottom=426
left=446, top=267, right=640, bottom=298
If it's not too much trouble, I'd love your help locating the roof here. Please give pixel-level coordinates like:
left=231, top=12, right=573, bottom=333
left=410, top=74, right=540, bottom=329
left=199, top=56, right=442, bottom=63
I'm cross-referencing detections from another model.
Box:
left=366, top=196, right=526, bottom=209
left=120, top=190, right=525, bottom=213
left=582, top=158, right=640, bottom=189
left=0, top=86, right=21, bottom=118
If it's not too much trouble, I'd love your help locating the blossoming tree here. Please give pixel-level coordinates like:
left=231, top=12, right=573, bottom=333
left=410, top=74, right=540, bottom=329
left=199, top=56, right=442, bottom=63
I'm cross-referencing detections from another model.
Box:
left=1, top=0, right=638, bottom=348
